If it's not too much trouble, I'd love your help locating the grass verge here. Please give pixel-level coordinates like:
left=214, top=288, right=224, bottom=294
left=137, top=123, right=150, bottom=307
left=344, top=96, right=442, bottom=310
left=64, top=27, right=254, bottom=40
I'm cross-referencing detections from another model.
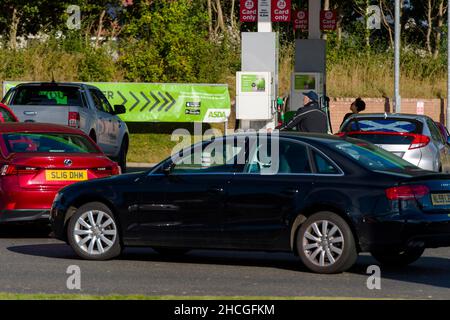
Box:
left=0, top=293, right=391, bottom=300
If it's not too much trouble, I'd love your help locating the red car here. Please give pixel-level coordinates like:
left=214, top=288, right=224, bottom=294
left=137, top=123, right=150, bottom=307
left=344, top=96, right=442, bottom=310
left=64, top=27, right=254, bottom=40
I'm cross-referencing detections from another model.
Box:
left=0, top=102, right=19, bottom=122
left=0, top=123, right=121, bottom=223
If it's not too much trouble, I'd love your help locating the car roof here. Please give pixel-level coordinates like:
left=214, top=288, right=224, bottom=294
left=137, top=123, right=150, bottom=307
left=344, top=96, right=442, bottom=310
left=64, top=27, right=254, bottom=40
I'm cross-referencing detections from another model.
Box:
left=226, top=131, right=343, bottom=144
left=0, top=123, right=87, bottom=135
left=13, top=82, right=86, bottom=89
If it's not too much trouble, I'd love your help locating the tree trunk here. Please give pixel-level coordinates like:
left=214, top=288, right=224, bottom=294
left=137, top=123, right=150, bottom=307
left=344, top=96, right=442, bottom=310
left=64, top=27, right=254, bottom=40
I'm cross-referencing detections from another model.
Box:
left=379, top=0, right=394, bottom=48
left=426, top=0, right=433, bottom=55
left=207, top=0, right=213, bottom=39
left=434, top=0, right=444, bottom=58
left=365, top=0, right=371, bottom=49
left=230, top=0, right=236, bottom=29
left=95, top=10, right=106, bottom=49
left=9, top=8, right=20, bottom=50
left=215, top=0, right=225, bottom=33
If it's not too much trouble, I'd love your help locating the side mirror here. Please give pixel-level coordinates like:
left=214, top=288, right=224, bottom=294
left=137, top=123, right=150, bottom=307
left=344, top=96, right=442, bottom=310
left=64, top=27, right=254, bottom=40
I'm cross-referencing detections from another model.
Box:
left=113, top=105, right=126, bottom=115
left=163, top=162, right=174, bottom=175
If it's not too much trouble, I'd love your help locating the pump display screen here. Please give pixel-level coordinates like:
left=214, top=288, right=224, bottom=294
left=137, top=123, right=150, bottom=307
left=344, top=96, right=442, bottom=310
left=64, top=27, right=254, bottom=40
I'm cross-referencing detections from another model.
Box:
left=294, top=75, right=316, bottom=90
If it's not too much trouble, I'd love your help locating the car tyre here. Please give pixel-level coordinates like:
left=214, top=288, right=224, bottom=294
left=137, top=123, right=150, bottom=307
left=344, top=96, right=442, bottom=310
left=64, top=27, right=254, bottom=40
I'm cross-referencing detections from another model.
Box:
left=67, top=202, right=121, bottom=260
left=371, top=247, right=424, bottom=266
left=118, top=138, right=128, bottom=173
left=296, top=211, right=358, bottom=274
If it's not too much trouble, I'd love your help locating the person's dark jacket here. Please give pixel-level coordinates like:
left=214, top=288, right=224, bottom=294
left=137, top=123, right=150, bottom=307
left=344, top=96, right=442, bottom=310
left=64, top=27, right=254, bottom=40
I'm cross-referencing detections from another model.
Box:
left=340, top=112, right=354, bottom=128
left=279, top=101, right=328, bottom=133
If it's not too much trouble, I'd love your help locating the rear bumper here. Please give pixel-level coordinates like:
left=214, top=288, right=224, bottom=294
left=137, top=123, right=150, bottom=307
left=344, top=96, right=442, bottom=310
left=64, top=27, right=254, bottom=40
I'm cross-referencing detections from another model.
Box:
left=0, top=209, right=50, bottom=223
left=359, top=213, right=450, bottom=251
left=402, top=219, right=450, bottom=248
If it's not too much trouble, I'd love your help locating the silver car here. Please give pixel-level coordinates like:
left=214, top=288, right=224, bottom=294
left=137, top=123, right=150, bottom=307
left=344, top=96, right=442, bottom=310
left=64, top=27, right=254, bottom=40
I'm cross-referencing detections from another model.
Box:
left=339, top=113, right=450, bottom=173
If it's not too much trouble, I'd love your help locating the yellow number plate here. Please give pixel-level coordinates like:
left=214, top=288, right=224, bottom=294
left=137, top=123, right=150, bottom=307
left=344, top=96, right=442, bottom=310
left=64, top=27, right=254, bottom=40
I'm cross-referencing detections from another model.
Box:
left=45, top=170, right=88, bottom=181
left=431, top=193, right=450, bottom=206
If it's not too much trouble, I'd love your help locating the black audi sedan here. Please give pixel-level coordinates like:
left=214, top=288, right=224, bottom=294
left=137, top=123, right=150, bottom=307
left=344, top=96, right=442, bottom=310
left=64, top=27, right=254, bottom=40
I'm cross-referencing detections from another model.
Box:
left=50, top=132, right=450, bottom=274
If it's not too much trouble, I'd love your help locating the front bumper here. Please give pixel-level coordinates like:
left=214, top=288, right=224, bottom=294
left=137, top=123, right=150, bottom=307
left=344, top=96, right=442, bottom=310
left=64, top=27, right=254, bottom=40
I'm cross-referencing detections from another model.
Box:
left=0, top=210, right=50, bottom=223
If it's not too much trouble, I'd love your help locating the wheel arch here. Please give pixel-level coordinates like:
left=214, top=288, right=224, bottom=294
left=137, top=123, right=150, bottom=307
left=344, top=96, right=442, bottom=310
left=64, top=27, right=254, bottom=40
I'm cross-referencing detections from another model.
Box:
left=290, top=204, right=362, bottom=254
left=62, top=195, right=123, bottom=244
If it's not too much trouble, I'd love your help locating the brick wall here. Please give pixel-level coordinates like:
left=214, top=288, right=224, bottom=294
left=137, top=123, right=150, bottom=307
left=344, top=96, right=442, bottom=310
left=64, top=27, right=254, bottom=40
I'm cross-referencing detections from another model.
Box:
left=329, top=98, right=447, bottom=133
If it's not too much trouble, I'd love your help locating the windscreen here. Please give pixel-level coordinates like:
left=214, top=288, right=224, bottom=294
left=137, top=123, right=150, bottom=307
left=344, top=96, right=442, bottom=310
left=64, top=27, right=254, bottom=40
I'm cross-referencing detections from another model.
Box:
left=329, top=139, right=419, bottom=171
left=10, top=86, right=83, bottom=107
left=2, top=133, right=99, bottom=155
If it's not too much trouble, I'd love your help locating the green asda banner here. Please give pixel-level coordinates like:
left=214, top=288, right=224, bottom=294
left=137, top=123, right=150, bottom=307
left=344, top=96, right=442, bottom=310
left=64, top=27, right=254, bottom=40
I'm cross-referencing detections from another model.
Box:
left=2, top=81, right=231, bottom=123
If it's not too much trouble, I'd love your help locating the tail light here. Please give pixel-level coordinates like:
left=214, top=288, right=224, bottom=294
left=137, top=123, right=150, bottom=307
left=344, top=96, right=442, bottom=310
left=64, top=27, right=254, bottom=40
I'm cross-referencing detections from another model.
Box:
left=385, top=185, right=430, bottom=201
left=335, top=132, right=346, bottom=137
left=68, top=112, right=80, bottom=128
left=0, top=165, right=38, bottom=176
left=112, top=165, right=121, bottom=175
left=409, top=134, right=430, bottom=150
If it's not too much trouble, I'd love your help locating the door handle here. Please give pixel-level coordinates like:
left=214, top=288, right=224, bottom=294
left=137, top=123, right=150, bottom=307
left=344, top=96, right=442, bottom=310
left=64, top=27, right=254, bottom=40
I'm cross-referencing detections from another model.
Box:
left=208, top=187, right=225, bottom=194
left=283, top=188, right=299, bottom=195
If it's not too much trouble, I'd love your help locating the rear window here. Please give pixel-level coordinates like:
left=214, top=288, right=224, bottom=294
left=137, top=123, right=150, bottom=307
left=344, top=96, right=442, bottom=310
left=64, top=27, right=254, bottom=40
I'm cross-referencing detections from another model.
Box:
left=10, top=86, right=83, bottom=107
left=2, top=133, right=99, bottom=155
left=342, top=118, right=422, bottom=134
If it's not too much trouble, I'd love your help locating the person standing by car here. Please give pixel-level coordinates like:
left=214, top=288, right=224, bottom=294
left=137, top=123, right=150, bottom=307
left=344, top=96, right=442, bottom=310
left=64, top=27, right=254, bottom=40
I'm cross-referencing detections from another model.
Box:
left=340, top=97, right=366, bottom=127
left=279, top=91, right=328, bottom=133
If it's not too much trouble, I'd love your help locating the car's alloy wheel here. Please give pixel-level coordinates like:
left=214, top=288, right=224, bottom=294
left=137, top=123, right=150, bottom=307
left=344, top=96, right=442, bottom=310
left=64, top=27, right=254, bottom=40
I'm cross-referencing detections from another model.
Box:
left=302, top=220, right=344, bottom=267
left=296, top=211, right=358, bottom=274
left=68, top=202, right=121, bottom=260
left=74, top=210, right=117, bottom=255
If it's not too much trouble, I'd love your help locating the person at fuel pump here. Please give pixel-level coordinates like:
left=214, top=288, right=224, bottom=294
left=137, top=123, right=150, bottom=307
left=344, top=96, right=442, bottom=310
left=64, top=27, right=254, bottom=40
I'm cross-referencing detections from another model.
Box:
left=278, top=91, right=328, bottom=133
left=340, top=97, right=366, bottom=127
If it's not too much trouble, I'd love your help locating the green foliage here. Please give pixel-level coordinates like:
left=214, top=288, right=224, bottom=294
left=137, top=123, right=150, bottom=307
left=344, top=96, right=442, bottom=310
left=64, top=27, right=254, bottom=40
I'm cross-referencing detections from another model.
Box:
left=0, top=0, right=449, bottom=99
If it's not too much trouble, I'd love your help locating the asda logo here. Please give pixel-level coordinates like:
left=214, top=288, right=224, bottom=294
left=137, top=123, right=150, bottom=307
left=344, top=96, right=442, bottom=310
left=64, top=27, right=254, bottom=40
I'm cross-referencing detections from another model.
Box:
left=203, top=109, right=230, bottom=123
left=208, top=111, right=226, bottom=118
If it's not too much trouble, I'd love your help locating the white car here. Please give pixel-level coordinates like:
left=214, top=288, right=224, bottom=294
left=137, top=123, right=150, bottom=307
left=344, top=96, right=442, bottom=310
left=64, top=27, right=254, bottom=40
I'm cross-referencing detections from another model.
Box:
left=2, top=82, right=129, bottom=171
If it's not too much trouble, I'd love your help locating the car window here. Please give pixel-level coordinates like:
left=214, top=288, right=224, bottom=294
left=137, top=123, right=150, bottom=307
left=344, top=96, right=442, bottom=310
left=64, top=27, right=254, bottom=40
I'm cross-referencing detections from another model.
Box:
left=2, top=133, right=99, bottom=155
left=247, top=138, right=311, bottom=174
left=427, top=119, right=443, bottom=143
left=10, top=86, right=83, bottom=106
left=2, top=88, right=15, bottom=105
left=171, top=138, right=245, bottom=174
left=330, top=139, right=418, bottom=172
left=0, top=107, right=16, bottom=123
left=343, top=118, right=422, bottom=134
left=313, top=151, right=339, bottom=174
left=90, top=89, right=113, bottom=113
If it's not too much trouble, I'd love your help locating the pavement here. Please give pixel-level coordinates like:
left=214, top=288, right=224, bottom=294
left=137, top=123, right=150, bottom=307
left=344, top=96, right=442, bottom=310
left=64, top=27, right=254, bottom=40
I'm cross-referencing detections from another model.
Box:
left=0, top=224, right=450, bottom=298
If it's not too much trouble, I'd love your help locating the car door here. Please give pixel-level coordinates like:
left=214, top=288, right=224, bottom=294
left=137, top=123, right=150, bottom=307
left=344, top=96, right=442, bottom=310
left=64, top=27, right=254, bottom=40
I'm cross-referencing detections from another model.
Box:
left=427, top=118, right=449, bottom=172
left=139, top=137, right=244, bottom=248
left=89, top=89, right=114, bottom=154
left=224, top=136, right=315, bottom=251
left=135, top=169, right=181, bottom=246
left=96, top=90, right=120, bottom=156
